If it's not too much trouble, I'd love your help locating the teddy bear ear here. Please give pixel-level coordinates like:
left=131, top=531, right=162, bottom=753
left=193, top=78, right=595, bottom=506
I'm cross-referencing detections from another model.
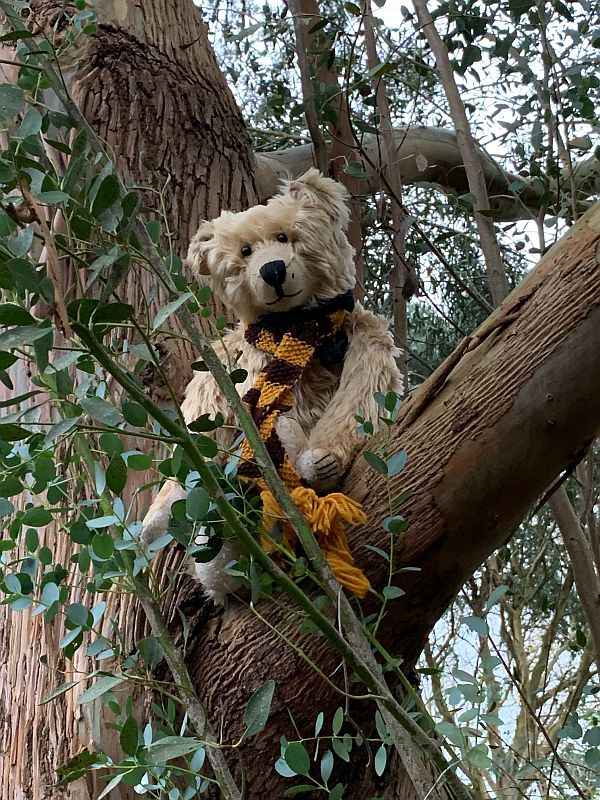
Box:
left=186, top=220, right=215, bottom=276
left=284, top=168, right=350, bottom=230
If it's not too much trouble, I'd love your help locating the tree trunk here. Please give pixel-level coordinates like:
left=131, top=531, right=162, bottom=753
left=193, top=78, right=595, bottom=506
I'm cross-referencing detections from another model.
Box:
left=0, top=3, right=257, bottom=798
left=2, top=2, right=600, bottom=799
left=176, top=202, right=600, bottom=798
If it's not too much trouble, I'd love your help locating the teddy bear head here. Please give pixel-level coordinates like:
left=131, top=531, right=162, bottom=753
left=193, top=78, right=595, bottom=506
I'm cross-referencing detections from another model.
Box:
left=186, top=169, right=356, bottom=322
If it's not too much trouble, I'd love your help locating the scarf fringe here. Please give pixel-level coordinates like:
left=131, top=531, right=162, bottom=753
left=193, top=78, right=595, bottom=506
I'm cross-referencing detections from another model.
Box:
left=259, top=487, right=370, bottom=598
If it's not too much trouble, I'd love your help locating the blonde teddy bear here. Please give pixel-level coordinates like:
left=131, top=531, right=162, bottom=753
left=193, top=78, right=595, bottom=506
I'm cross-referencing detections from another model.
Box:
left=142, top=169, right=402, bottom=603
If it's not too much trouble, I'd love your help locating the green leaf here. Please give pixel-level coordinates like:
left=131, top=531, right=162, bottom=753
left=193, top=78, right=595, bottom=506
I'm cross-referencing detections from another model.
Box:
left=78, top=674, right=124, bottom=704
left=374, top=744, right=387, bottom=777
left=80, top=396, right=121, bottom=427
left=331, top=737, right=350, bottom=762
left=91, top=174, right=121, bottom=216
left=284, top=742, right=310, bottom=775
left=243, top=679, right=276, bottom=736
left=584, top=726, right=600, bottom=746
left=190, top=747, right=206, bottom=772
left=0, top=304, right=35, bottom=326
left=230, top=368, right=248, bottom=384
left=435, top=720, right=465, bottom=747
left=0, top=325, right=53, bottom=350
left=44, top=417, right=79, bottom=445
left=127, top=452, right=152, bottom=470
left=97, top=773, right=124, bottom=799
left=0, top=85, right=24, bottom=122
left=382, top=515, right=407, bottom=534
left=461, top=615, right=489, bottom=637
left=186, top=486, right=210, bottom=521
left=66, top=603, right=91, bottom=627
left=138, top=636, right=164, bottom=669
left=152, top=292, right=193, bottom=330
left=332, top=706, right=344, bottom=734
left=283, top=786, right=317, bottom=796
left=0, top=423, right=30, bottom=441
left=364, top=544, right=390, bottom=562
left=485, top=584, right=509, bottom=611
left=42, top=680, right=79, bottom=705
left=21, top=507, right=52, bottom=526
left=320, top=749, right=334, bottom=784
left=382, top=585, right=405, bottom=600
left=25, top=528, right=39, bottom=551
left=344, top=161, right=371, bottom=180
left=106, top=454, right=127, bottom=494
left=363, top=451, right=388, bottom=475
left=466, top=746, right=492, bottom=769
left=18, top=107, right=43, bottom=138
left=386, top=450, right=407, bottom=476
left=120, top=715, right=139, bottom=756
left=91, top=532, right=114, bottom=559
left=40, top=582, right=60, bottom=608
left=145, top=736, right=203, bottom=765
left=0, top=477, right=24, bottom=497
left=122, top=401, right=147, bottom=427
left=329, top=784, right=344, bottom=800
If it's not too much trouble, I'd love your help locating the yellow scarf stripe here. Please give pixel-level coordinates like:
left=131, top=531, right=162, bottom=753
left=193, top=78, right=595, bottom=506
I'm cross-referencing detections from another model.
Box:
left=236, top=296, right=370, bottom=597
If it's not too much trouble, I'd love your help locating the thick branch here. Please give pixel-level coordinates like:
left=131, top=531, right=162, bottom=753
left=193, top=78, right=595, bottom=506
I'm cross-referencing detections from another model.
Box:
left=254, top=127, right=546, bottom=221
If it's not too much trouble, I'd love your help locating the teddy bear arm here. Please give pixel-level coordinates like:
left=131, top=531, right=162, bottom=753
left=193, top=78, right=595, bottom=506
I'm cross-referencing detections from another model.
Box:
left=301, top=308, right=402, bottom=483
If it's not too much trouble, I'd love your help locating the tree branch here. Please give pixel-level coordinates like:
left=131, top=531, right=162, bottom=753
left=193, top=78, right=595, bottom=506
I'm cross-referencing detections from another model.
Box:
left=253, top=127, right=551, bottom=221
left=548, top=487, right=600, bottom=675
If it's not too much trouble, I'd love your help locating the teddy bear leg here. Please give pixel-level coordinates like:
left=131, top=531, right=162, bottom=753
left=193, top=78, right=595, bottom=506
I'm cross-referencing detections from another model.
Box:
left=141, top=482, right=187, bottom=545
left=191, top=530, right=245, bottom=605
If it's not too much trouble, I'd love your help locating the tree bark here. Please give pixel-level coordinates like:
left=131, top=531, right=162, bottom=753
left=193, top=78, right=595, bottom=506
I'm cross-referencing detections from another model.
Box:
left=2, top=2, right=600, bottom=799
left=178, top=202, right=600, bottom=798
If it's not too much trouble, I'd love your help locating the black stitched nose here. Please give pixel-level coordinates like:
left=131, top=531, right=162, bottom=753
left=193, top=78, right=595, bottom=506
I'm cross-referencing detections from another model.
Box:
left=259, top=260, right=287, bottom=290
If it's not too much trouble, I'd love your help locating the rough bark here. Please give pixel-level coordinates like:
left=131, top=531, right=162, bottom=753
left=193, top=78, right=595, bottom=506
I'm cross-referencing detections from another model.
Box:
left=0, top=3, right=257, bottom=799
left=176, top=202, right=600, bottom=798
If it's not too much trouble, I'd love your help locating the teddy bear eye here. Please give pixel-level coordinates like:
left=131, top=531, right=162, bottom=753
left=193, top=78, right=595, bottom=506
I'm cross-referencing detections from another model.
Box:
left=241, top=244, right=252, bottom=257
left=276, top=233, right=288, bottom=243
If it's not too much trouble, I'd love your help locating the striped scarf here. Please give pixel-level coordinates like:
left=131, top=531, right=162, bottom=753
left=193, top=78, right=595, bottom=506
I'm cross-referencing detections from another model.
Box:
left=237, top=292, right=370, bottom=597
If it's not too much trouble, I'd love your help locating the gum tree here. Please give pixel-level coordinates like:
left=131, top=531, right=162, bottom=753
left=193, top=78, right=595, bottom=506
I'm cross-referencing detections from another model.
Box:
left=0, top=1, right=599, bottom=799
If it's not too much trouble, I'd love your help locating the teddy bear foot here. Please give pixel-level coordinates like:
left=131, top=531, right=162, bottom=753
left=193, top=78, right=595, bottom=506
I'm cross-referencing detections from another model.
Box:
left=296, top=448, right=342, bottom=493
left=191, top=529, right=245, bottom=606
left=141, top=485, right=187, bottom=546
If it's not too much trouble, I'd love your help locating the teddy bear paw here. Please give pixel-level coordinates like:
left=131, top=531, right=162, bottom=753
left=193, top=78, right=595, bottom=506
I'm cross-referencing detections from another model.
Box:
left=296, top=448, right=342, bottom=492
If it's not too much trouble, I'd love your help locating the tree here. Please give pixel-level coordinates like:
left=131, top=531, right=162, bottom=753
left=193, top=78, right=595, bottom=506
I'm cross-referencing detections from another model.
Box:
left=0, top=0, right=599, bottom=798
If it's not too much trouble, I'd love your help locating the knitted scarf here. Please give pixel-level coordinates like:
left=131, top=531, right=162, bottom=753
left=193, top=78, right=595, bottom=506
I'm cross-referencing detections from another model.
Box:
left=237, top=291, right=370, bottom=598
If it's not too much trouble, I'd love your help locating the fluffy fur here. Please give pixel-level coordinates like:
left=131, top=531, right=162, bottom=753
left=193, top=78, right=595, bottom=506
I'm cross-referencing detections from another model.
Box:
left=142, top=169, right=402, bottom=604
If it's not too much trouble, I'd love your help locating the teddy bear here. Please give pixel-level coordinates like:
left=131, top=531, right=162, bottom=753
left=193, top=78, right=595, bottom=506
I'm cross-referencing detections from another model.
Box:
left=142, top=169, right=402, bottom=603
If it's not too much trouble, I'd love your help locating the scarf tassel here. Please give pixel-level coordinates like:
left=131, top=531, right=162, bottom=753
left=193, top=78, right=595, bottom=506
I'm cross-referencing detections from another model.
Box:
left=259, top=487, right=370, bottom=598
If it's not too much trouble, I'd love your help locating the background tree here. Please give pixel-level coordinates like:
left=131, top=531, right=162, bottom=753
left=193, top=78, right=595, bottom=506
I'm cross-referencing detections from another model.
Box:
left=0, top=0, right=599, bottom=798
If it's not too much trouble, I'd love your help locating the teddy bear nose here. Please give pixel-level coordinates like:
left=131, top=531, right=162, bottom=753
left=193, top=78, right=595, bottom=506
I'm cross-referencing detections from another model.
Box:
left=259, top=259, right=287, bottom=290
